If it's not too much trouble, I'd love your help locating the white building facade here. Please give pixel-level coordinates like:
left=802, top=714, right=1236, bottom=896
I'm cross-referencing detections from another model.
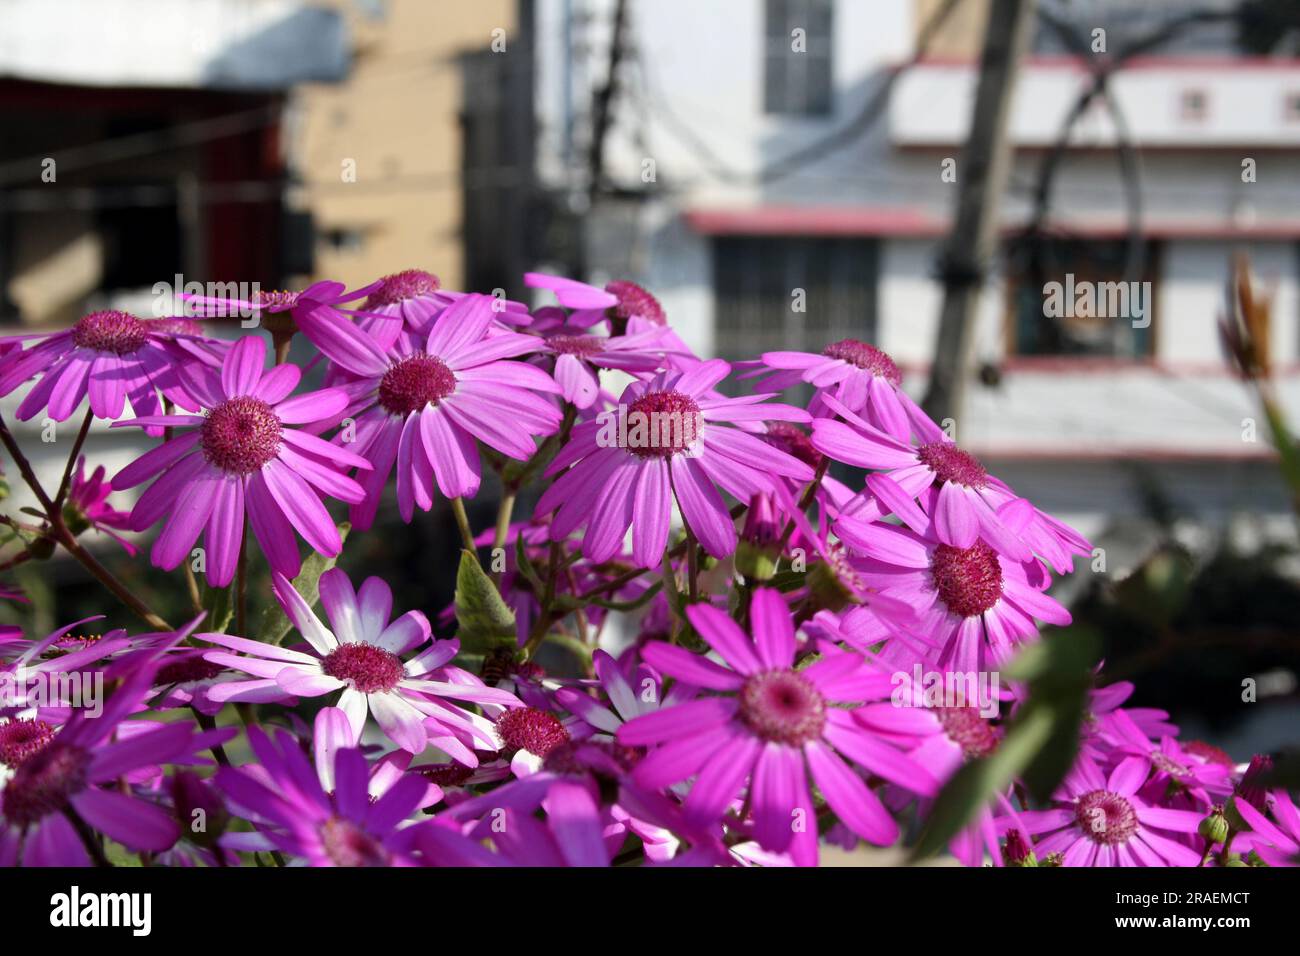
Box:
left=531, top=0, right=1300, bottom=546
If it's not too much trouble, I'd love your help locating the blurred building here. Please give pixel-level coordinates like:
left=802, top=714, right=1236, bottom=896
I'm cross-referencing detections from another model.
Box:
left=492, top=0, right=1300, bottom=550
left=0, top=0, right=349, bottom=329
left=295, top=0, right=519, bottom=290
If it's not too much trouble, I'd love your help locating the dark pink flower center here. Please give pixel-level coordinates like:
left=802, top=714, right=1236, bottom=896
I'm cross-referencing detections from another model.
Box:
left=253, top=290, right=300, bottom=310
left=377, top=354, right=456, bottom=417
left=201, top=397, right=282, bottom=475
left=821, top=339, right=902, bottom=386
left=739, top=669, right=826, bottom=746
left=916, top=442, right=988, bottom=488
left=321, top=642, right=405, bottom=694
left=495, top=707, right=570, bottom=757
left=1, top=743, right=90, bottom=826
left=0, top=719, right=56, bottom=769
left=548, top=334, right=605, bottom=358
left=606, top=280, right=665, bottom=326
left=935, top=707, right=999, bottom=758
left=542, top=738, right=642, bottom=777
left=761, top=422, right=823, bottom=470
left=930, top=542, right=1003, bottom=618
left=624, top=390, right=702, bottom=459
left=365, top=269, right=441, bottom=308
left=72, top=310, right=149, bottom=355
left=155, top=657, right=226, bottom=686
left=1184, top=740, right=1234, bottom=768
left=318, top=816, right=390, bottom=866
left=1075, top=789, right=1139, bottom=846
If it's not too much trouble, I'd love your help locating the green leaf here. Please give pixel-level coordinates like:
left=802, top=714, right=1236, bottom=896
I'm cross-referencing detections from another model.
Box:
left=585, top=581, right=663, bottom=612
left=255, top=523, right=350, bottom=644
left=514, top=532, right=545, bottom=594
left=453, top=548, right=517, bottom=654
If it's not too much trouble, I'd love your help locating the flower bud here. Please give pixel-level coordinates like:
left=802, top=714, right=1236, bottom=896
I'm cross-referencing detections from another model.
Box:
left=1225, top=754, right=1273, bottom=830
left=1198, top=805, right=1230, bottom=845
left=1003, top=829, right=1038, bottom=867
left=736, top=493, right=781, bottom=582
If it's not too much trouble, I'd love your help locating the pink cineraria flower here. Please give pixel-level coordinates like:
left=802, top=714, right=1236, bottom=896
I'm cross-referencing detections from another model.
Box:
left=1009, top=755, right=1204, bottom=866
left=182, top=278, right=382, bottom=333
left=817, top=395, right=1090, bottom=572
left=295, top=293, right=562, bottom=528
left=529, top=310, right=677, bottom=409
left=1232, top=788, right=1300, bottom=867
left=203, top=568, right=518, bottom=758
left=616, top=589, right=939, bottom=865
left=215, top=723, right=427, bottom=867
left=417, top=780, right=615, bottom=867
left=63, top=456, right=136, bottom=555
left=0, top=582, right=27, bottom=605
left=0, top=650, right=234, bottom=867
left=741, top=339, right=929, bottom=439
left=110, top=336, right=369, bottom=586
left=354, top=270, right=532, bottom=345
left=832, top=516, right=1071, bottom=674
left=537, top=360, right=814, bottom=567
left=0, top=309, right=202, bottom=430
left=525, top=272, right=620, bottom=313
left=852, top=669, right=1018, bottom=867
left=555, top=648, right=697, bottom=739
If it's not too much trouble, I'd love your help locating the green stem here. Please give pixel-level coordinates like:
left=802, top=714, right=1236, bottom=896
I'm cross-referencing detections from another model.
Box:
left=53, top=409, right=94, bottom=511
left=450, top=497, right=478, bottom=558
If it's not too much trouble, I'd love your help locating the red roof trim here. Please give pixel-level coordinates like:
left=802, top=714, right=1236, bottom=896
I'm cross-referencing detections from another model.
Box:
left=685, top=206, right=1300, bottom=240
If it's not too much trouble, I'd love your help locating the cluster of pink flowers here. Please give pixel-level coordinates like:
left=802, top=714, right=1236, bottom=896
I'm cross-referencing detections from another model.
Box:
left=0, top=269, right=1291, bottom=867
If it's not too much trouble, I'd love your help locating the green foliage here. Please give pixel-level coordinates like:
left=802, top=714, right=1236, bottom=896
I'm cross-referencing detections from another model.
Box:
left=453, top=548, right=517, bottom=654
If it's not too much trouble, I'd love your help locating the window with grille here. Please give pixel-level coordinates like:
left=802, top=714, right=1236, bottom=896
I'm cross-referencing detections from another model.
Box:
left=712, top=236, right=879, bottom=371
left=763, top=0, right=834, bottom=116
left=1004, top=237, right=1158, bottom=359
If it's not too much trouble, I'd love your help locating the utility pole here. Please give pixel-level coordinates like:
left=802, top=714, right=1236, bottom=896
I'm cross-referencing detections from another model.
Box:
left=587, top=0, right=629, bottom=205
left=921, top=0, right=1037, bottom=429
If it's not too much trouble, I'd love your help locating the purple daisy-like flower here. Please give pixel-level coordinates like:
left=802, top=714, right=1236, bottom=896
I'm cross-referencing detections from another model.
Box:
left=1232, top=788, right=1300, bottom=867
left=742, top=339, right=929, bottom=440
left=0, top=643, right=234, bottom=867
left=555, top=648, right=697, bottom=739
left=537, top=360, right=813, bottom=567
left=110, top=335, right=369, bottom=586
left=525, top=272, right=620, bottom=312
left=1010, top=755, right=1204, bottom=866
left=215, top=723, right=427, bottom=867
left=296, top=293, right=562, bottom=528
left=202, top=568, right=518, bottom=758
left=63, top=456, right=136, bottom=555
left=0, top=309, right=202, bottom=430
left=616, top=589, right=939, bottom=865
left=417, top=780, right=614, bottom=866
left=817, top=395, right=1091, bottom=572
left=529, top=310, right=679, bottom=409
left=833, top=517, right=1071, bottom=674
left=355, top=270, right=532, bottom=345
